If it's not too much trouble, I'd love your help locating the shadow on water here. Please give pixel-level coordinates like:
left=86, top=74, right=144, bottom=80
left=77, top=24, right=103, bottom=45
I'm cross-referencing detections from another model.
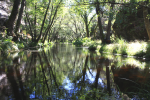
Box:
left=0, top=44, right=150, bottom=99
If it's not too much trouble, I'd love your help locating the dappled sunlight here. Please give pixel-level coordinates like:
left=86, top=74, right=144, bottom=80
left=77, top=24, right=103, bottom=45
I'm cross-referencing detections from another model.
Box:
left=127, top=41, right=147, bottom=56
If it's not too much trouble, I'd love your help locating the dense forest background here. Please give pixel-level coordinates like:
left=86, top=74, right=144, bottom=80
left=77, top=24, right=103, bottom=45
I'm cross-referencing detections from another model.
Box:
left=0, top=0, right=150, bottom=48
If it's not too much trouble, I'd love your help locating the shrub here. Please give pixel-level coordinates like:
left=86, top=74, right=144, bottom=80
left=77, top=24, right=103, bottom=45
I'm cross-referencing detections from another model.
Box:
left=73, top=38, right=83, bottom=46
left=99, top=44, right=107, bottom=52
left=112, top=46, right=119, bottom=54
left=88, top=44, right=97, bottom=51
left=18, top=43, right=24, bottom=49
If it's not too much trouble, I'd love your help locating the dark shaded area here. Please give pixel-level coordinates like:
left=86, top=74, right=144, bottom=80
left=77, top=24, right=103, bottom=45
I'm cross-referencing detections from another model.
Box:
left=111, top=64, right=150, bottom=99
left=113, top=5, right=149, bottom=41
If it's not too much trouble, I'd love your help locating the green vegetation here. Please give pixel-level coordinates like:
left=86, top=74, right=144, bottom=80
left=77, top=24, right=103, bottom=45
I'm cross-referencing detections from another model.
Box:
left=1, top=0, right=150, bottom=99
left=98, top=38, right=150, bottom=58
left=1, top=0, right=150, bottom=54
left=72, top=36, right=150, bottom=58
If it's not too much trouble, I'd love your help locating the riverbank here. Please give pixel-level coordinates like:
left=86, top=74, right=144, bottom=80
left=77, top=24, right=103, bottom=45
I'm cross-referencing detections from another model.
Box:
left=72, top=37, right=150, bottom=59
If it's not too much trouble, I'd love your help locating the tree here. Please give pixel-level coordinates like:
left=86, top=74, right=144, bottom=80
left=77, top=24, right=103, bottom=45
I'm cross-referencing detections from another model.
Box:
left=13, top=0, right=26, bottom=41
left=25, top=0, right=63, bottom=45
left=106, top=0, right=115, bottom=42
left=5, top=0, right=21, bottom=36
left=142, top=1, right=150, bottom=40
left=95, top=0, right=104, bottom=41
left=71, top=0, right=96, bottom=37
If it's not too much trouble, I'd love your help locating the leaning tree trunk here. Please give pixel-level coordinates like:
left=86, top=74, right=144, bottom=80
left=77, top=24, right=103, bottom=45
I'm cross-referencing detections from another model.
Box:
left=36, top=0, right=51, bottom=43
left=143, top=3, right=150, bottom=40
left=14, top=0, right=26, bottom=38
left=5, top=0, right=21, bottom=36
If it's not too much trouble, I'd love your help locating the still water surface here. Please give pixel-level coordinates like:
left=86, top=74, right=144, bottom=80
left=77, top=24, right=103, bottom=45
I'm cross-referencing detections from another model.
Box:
left=0, top=44, right=150, bottom=100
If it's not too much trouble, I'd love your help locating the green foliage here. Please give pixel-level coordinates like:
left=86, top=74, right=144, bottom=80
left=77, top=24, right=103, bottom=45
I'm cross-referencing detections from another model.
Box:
left=29, top=42, right=38, bottom=47
left=38, top=42, right=44, bottom=47
left=18, top=43, right=25, bottom=49
left=145, top=43, right=150, bottom=58
left=99, top=44, right=107, bottom=52
left=88, top=43, right=97, bottom=51
left=0, top=37, right=19, bottom=52
left=82, top=37, right=91, bottom=43
left=112, top=46, right=119, bottom=54
left=114, top=38, right=128, bottom=55
left=118, top=43, right=128, bottom=55
left=134, top=50, right=146, bottom=57
left=73, top=37, right=95, bottom=47
left=73, top=38, right=83, bottom=46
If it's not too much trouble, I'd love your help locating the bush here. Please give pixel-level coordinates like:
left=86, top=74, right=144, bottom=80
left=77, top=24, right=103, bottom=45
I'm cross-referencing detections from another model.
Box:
left=112, top=46, right=119, bottom=54
left=73, top=38, right=83, bottom=46
left=88, top=44, right=97, bottom=51
left=18, top=43, right=24, bottom=49
left=99, top=44, right=107, bottom=52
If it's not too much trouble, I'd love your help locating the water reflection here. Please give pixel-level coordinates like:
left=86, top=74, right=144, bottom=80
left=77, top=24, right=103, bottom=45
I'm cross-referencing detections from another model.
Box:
left=0, top=44, right=150, bottom=99
left=111, top=64, right=150, bottom=99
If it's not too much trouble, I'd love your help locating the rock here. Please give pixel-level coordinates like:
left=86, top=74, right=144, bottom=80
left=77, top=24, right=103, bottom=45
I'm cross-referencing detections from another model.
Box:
left=0, top=0, right=11, bottom=31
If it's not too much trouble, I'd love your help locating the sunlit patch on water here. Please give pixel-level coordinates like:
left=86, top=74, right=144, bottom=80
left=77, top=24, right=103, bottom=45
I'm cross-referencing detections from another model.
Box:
left=86, top=70, right=104, bottom=87
left=63, top=78, right=74, bottom=90
left=62, top=69, right=105, bottom=92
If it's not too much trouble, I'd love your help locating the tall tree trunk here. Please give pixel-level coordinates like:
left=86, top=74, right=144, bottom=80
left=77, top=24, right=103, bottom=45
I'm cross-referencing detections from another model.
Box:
left=95, top=0, right=104, bottom=41
left=5, top=0, right=21, bottom=36
left=93, top=24, right=98, bottom=39
left=84, top=13, right=89, bottom=37
left=106, top=1, right=115, bottom=42
left=25, top=13, right=34, bottom=42
left=14, top=0, right=26, bottom=38
left=36, top=0, right=51, bottom=43
left=34, top=3, right=37, bottom=42
left=85, top=22, right=89, bottom=37
left=42, top=1, right=61, bottom=43
left=143, top=2, right=150, bottom=40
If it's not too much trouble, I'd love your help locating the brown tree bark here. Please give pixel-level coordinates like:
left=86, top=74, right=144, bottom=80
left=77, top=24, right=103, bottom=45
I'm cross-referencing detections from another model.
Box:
left=85, top=21, right=89, bottom=37
left=95, top=0, right=104, bottom=41
left=82, top=13, right=89, bottom=37
left=143, top=3, right=150, bottom=40
left=5, top=0, right=21, bottom=36
left=42, top=0, right=62, bottom=43
left=36, top=0, right=51, bottom=43
left=34, top=3, right=37, bottom=42
left=14, top=0, right=26, bottom=38
left=106, top=1, right=115, bottom=42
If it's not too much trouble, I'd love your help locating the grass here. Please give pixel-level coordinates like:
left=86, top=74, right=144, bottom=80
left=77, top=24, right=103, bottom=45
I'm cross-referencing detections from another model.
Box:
left=98, top=38, right=150, bottom=58
left=72, top=37, right=150, bottom=58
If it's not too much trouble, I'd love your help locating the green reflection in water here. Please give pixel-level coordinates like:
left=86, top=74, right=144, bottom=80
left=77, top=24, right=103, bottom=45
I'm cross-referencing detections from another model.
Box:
left=0, top=44, right=150, bottom=99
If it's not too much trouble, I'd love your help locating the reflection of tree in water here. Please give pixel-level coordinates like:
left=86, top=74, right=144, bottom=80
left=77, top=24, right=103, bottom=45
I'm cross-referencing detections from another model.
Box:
left=111, top=64, right=150, bottom=99
left=0, top=56, right=27, bottom=100
left=0, top=44, right=135, bottom=99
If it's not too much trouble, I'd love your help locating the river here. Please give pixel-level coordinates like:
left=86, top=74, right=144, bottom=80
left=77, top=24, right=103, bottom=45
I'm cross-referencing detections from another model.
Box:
left=0, top=43, right=150, bottom=100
